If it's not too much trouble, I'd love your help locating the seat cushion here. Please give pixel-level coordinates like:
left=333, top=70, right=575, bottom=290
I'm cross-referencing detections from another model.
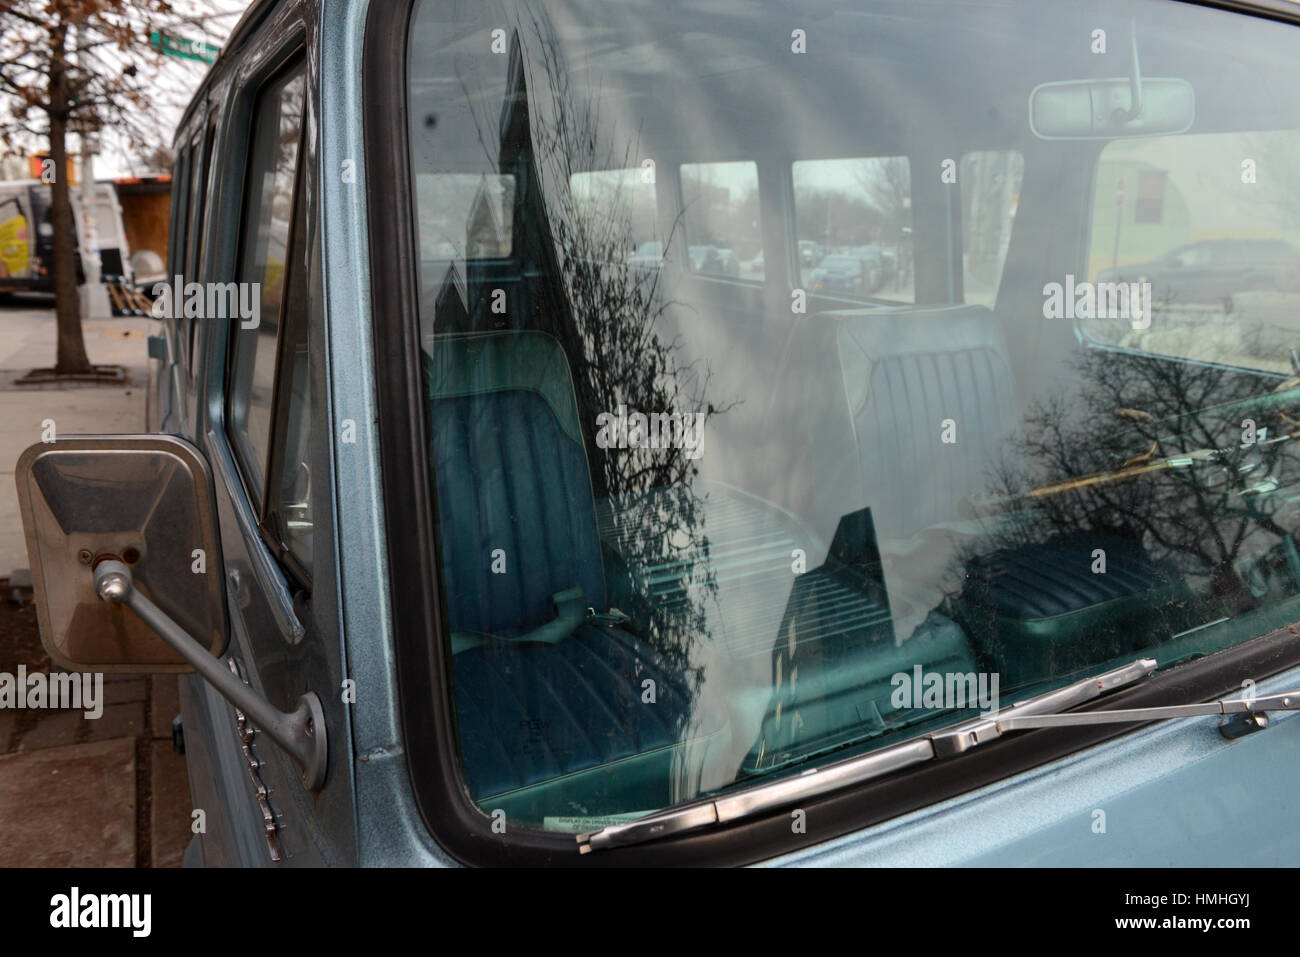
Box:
left=960, top=534, right=1181, bottom=620
left=955, top=534, right=1194, bottom=687
left=424, top=331, right=702, bottom=799
left=834, top=304, right=1018, bottom=538
left=427, top=331, right=606, bottom=636
left=452, top=621, right=696, bottom=797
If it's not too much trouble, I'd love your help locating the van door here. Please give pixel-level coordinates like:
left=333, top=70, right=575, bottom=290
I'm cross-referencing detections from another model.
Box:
left=181, top=40, right=353, bottom=866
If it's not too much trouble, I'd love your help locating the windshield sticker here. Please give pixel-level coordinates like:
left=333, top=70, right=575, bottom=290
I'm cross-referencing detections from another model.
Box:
left=543, top=812, right=656, bottom=832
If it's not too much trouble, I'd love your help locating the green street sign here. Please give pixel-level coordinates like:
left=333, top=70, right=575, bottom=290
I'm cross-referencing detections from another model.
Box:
left=149, top=31, right=219, bottom=64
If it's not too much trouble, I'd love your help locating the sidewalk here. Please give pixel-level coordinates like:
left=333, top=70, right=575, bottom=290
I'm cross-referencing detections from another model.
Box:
left=0, top=299, right=191, bottom=867
left=0, top=300, right=154, bottom=575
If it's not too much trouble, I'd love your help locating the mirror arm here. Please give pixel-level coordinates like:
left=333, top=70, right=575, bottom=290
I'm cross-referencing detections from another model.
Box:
left=94, top=560, right=327, bottom=790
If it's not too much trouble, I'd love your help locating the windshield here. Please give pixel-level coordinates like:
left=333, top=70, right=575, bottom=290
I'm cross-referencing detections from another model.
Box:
left=405, top=0, right=1300, bottom=833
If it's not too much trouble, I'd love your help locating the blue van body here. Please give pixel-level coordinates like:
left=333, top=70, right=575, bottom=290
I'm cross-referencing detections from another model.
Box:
left=143, top=0, right=1300, bottom=867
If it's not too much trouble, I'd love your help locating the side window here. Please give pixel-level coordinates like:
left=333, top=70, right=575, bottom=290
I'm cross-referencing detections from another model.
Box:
left=180, top=128, right=207, bottom=373
left=680, top=161, right=762, bottom=281
left=1083, top=129, right=1300, bottom=374
left=960, top=150, right=1023, bottom=308
left=184, top=130, right=206, bottom=279
left=265, top=177, right=313, bottom=579
left=187, top=119, right=218, bottom=370
left=167, top=148, right=190, bottom=344
left=227, top=65, right=305, bottom=510
left=792, top=156, right=913, bottom=304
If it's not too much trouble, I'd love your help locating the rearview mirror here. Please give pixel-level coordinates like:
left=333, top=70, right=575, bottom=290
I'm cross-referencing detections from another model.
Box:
left=1029, top=77, right=1194, bottom=140
left=1031, top=18, right=1194, bottom=140
left=15, top=435, right=226, bottom=672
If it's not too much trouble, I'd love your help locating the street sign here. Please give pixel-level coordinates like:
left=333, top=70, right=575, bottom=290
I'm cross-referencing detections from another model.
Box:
left=149, top=31, right=219, bottom=64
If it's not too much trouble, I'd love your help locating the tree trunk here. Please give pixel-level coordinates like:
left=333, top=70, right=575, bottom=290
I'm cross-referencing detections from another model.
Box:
left=48, top=22, right=93, bottom=376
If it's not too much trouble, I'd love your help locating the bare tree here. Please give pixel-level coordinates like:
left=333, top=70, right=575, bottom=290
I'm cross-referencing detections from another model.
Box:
left=854, top=155, right=911, bottom=236
left=0, top=0, right=239, bottom=376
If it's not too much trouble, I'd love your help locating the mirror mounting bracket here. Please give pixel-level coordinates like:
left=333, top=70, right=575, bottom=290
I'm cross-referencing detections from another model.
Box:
left=94, top=560, right=328, bottom=791
left=1120, top=18, right=1144, bottom=122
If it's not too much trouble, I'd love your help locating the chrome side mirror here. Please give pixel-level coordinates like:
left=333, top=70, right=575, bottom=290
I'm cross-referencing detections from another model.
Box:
left=15, top=434, right=327, bottom=789
left=15, top=434, right=226, bottom=672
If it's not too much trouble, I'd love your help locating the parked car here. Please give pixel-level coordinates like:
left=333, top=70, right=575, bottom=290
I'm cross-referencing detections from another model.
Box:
left=859, top=243, right=898, bottom=271
left=798, top=239, right=823, bottom=267
left=627, top=239, right=663, bottom=268
left=14, top=0, right=1300, bottom=870
left=689, top=244, right=742, bottom=277
left=811, top=253, right=881, bottom=295
left=1096, top=239, right=1300, bottom=307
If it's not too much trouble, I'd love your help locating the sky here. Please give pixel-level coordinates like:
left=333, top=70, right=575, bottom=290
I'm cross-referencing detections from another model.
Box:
left=90, top=1, right=249, bottom=177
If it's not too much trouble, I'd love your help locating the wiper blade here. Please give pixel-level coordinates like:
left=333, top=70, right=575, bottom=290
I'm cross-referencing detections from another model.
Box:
left=994, top=691, right=1299, bottom=728
left=930, top=669, right=1300, bottom=753
left=577, top=657, right=1160, bottom=854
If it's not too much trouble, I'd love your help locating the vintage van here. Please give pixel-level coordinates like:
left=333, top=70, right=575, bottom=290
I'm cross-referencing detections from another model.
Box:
left=15, top=0, right=1300, bottom=866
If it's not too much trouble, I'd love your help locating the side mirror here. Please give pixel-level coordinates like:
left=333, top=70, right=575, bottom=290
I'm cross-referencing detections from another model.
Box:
left=15, top=434, right=327, bottom=789
left=16, top=434, right=226, bottom=672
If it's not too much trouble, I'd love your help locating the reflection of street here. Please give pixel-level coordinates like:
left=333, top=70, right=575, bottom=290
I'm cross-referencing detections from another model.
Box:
left=797, top=258, right=911, bottom=300
left=1086, top=131, right=1300, bottom=373
left=952, top=344, right=1300, bottom=686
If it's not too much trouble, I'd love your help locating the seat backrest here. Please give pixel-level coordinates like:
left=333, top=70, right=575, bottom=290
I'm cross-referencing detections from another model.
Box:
left=833, top=304, right=1018, bottom=538
left=426, top=331, right=605, bottom=636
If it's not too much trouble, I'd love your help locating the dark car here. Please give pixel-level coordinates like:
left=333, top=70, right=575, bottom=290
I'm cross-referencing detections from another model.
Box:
left=798, top=239, right=824, bottom=267
left=689, top=243, right=741, bottom=277
left=1097, top=238, right=1300, bottom=307
left=811, top=253, right=881, bottom=296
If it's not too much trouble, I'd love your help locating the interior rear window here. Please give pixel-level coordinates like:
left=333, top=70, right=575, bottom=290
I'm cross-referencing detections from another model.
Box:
left=793, top=156, right=914, bottom=304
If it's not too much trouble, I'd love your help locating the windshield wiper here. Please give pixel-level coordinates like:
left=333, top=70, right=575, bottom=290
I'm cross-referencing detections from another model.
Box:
left=927, top=669, right=1296, bottom=753
left=576, top=657, right=1299, bottom=853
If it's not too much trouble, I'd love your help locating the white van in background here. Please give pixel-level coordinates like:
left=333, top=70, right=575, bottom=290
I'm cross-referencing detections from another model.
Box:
left=0, top=179, right=134, bottom=294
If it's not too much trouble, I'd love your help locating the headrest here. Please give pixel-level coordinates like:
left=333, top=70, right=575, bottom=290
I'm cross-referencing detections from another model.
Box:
left=424, top=330, right=585, bottom=445
left=827, top=304, right=1002, bottom=419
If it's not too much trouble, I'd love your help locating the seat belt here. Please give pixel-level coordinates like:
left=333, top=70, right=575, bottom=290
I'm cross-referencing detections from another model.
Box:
left=451, top=586, right=589, bottom=654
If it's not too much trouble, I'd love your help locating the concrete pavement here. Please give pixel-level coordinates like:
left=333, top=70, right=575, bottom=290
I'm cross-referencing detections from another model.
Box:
left=0, top=299, right=154, bottom=575
left=0, top=298, right=191, bottom=867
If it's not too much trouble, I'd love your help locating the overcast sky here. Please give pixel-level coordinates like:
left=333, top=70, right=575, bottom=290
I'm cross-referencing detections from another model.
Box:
left=95, top=1, right=249, bottom=177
